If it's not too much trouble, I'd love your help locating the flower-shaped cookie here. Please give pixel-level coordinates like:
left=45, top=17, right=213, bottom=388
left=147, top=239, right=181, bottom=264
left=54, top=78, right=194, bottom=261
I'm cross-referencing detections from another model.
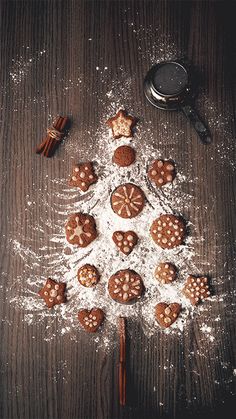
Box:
left=148, top=159, right=176, bottom=187
left=38, top=278, right=66, bottom=308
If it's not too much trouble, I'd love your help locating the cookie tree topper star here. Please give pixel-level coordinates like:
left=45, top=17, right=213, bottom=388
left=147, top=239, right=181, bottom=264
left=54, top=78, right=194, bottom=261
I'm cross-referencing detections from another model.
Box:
left=106, top=109, right=136, bottom=139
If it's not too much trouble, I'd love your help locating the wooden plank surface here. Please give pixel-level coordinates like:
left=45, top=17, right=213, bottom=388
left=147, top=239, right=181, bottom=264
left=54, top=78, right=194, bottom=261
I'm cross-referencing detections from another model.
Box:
left=0, top=1, right=236, bottom=418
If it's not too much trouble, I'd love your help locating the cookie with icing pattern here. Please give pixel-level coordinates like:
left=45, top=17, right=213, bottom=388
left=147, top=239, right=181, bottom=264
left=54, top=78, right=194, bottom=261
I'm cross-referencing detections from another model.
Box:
left=111, top=183, right=145, bottom=218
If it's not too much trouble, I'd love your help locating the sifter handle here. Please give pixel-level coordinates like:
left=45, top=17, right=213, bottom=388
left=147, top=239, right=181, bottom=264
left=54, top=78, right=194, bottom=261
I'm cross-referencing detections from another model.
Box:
left=181, top=104, right=212, bottom=145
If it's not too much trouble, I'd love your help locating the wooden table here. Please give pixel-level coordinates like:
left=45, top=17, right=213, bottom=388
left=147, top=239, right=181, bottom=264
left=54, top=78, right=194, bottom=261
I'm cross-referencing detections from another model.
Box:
left=0, top=1, right=235, bottom=418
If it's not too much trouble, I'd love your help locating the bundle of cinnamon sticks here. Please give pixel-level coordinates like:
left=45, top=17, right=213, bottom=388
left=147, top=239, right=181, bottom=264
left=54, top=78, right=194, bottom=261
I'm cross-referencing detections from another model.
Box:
left=36, top=116, right=69, bottom=157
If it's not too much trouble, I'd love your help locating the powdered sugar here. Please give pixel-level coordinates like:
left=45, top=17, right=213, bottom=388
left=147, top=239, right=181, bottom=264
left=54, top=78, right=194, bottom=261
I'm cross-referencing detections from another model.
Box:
left=10, top=92, right=211, bottom=344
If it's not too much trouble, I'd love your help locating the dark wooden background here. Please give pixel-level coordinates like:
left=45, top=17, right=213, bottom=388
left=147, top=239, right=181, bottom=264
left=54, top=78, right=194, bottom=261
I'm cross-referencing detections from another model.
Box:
left=0, top=0, right=236, bottom=418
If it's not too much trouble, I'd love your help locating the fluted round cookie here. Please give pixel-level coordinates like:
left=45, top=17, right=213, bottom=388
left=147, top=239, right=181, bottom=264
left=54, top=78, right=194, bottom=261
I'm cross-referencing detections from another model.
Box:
left=65, top=213, right=97, bottom=247
left=77, top=264, right=100, bottom=287
left=150, top=214, right=186, bottom=249
left=111, top=183, right=145, bottom=218
left=112, top=145, right=136, bottom=167
left=108, top=269, right=144, bottom=304
left=155, top=262, right=177, bottom=284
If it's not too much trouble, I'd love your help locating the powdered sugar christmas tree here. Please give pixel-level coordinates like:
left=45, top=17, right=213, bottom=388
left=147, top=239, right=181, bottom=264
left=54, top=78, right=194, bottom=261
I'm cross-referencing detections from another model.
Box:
left=35, top=107, right=212, bottom=336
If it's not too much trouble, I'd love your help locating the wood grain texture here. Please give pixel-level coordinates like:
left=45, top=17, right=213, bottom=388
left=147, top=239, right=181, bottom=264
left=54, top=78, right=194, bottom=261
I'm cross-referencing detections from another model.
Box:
left=0, top=1, right=236, bottom=418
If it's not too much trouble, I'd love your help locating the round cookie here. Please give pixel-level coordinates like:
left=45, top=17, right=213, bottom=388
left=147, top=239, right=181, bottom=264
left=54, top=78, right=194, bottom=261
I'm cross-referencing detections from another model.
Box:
left=108, top=269, right=144, bottom=304
left=112, top=145, right=136, bottom=167
left=111, top=183, right=145, bottom=218
left=155, top=262, right=177, bottom=284
left=148, top=159, right=176, bottom=187
left=65, top=213, right=97, bottom=247
left=150, top=214, right=186, bottom=249
left=77, top=264, right=100, bottom=287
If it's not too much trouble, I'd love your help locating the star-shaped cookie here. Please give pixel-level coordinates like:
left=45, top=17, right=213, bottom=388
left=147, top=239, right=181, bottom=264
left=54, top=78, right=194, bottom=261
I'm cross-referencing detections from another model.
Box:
left=69, top=162, right=98, bottom=192
left=182, top=275, right=211, bottom=305
left=106, top=109, right=136, bottom=139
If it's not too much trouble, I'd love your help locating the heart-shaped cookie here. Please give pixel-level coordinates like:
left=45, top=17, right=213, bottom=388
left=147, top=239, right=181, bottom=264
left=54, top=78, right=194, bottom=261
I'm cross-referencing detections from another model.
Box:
left=155, top=302, right=181, bottom=328
left=112, top=231, right=138, bottom=255
left=78, top=308, right=104, bottom=332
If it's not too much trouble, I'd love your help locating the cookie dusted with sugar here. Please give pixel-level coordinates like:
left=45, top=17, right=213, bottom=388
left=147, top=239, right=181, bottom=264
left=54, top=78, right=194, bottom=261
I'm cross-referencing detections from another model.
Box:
left=38, top=278, right=66, bottom=308
left=155, top=302, right=181, bottom=328
left=155, top=262, right=177, bottom=284
left=78, top=308, right=104, bottom=332
left=77, top=264, right=100, bottom=287
left=150, top=214, right=186, bottom=249
left=69, top=162, right=97, bottom=192
left=106, top=109, right=136, bottom=139
left=65, top=213, right=97, bottom=247
left=111, top=183, right=145, bottom=218
left=112, top=145, right=136, bottom=167
left=148, top=159, right=176, bottom=187
left=112, top=231, right=138, bottom=255
left=108, top=269, right=144, bottom=304
left=182, top=275, right=211, bottom=305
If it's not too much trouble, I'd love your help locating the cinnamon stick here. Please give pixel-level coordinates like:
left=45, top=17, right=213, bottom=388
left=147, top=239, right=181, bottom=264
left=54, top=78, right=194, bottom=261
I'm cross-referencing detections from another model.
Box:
left=36, top=116, right=69, bottom=158
left=118, top=317, right=126, bottom=406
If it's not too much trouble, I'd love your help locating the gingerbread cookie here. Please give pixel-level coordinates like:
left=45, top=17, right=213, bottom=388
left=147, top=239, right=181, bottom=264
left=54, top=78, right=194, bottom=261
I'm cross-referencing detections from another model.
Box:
left=112, top=231, right=138, bottom=255
left=106, top=109, right=136, bottom=139
left=148, top=159, right=176, bottom=187
left=150, top=214, right=186, bottom=249
left=108, top=269, right=144, bottom=303
left=155, top=262, right=177, bottom=284
left=78, top=308, right=104, bottom=332
left=182, top=275, right=211, bottom=305
left=38, top=278, right=66, bottom=308
left=155, top=302, right=181, bottom=328
left=112, top=145, right=136, bottom=167
left=69, top=162, right=97, bottom=192
left=77, top=264, right=100, bottom=287
left=65, top=213, right=97, bottom=247
left=111, top=183, right=145, bottom=218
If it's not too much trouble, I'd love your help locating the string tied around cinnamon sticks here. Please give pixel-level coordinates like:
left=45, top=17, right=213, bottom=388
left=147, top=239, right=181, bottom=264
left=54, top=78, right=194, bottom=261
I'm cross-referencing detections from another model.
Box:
left=36, top=116, right=69, bottom=158
left=118, top=316, right=126, bottom=406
